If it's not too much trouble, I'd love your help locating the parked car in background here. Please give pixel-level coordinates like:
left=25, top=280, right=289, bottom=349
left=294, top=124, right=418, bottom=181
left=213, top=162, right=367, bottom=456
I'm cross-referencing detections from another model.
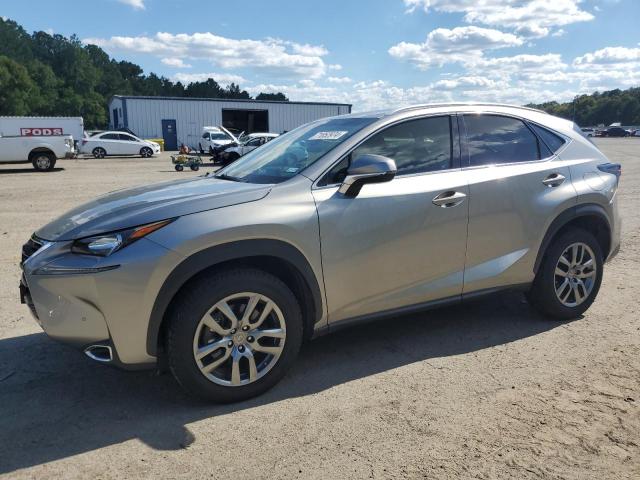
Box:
left=0, top=132, right=74, bottom=171
left=632, top=129, right=640, bottom=137
left=601, top=126, right=629, bottom=137
left=581, top=127, right=595, bottom=137
left=80, top=131, right=161, bottom=158
left=199, top=126, right=237, bottom=155
left=221, top=132, right=279, bottom=164
left=21, top=103, right=621, bottom=402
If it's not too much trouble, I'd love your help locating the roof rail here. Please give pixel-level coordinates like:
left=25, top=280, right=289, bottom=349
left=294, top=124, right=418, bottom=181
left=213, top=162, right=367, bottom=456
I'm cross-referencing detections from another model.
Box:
left=391, top=103, right=548, bottom=115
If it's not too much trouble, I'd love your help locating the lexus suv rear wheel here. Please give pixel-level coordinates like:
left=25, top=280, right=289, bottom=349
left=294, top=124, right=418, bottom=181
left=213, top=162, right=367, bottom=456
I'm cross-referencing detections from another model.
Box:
left=529, top=228, right=603, bottom=319
left=166, top=269, right=303, bottom=402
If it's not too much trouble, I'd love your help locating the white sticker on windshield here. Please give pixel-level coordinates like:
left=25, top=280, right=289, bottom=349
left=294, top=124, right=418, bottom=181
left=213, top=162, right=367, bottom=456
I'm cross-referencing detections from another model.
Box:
left=309, top=131, right=348, bottom=141
left=286, top=167, right=299, bottom=173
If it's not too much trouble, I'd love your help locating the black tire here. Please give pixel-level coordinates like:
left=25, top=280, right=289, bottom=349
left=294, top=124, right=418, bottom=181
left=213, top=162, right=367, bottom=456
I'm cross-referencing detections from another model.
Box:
left=208, top=146, right=214, bottom=155
left=140, top=147, right=153, bottom=158
left=31, top=152, right=56, bottom=171
left=199, top=143, right=205, bottom=154
left=166, top=268, right=303, bottom=403
left=528, top=228, right=603, bottom=320
left=175, top=164, right=184, bottom=171
left=93, top=147, right=106, bottom=159
left=190, top=164, right=199, bottom=171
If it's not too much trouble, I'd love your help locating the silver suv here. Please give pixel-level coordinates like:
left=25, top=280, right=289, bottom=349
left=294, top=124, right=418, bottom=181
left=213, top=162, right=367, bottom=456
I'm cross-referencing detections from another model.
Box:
left=20, top=104, right=621, bottom=402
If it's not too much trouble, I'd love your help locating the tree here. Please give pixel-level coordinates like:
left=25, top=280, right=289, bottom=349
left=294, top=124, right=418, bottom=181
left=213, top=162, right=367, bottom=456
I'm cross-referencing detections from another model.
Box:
left=0, top=18, right=293, bottom=127
left=0, top=55, right=39, bottom=115
left=185, top=78, right=224, bottom=98
left=223, top=82, right=251, bottom=99
left=528, top=87, right=640, bottom=126
left=256, top=92, right=289, bottom=101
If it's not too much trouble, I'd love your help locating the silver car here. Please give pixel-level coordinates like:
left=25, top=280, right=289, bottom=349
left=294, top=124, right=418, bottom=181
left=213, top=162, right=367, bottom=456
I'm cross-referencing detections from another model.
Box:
left=20, top=104, right=621, bottom=402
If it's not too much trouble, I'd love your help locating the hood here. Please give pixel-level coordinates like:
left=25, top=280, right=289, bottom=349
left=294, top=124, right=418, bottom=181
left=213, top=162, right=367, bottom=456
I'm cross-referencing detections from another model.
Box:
left=37, top=176, right=271, bottom=241
left=219, top=126, right=239, bottom=142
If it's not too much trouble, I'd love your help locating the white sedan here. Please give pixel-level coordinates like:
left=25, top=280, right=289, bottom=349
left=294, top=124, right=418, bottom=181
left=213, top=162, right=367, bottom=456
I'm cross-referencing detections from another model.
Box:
left=80, top=131, right=161, bottom=158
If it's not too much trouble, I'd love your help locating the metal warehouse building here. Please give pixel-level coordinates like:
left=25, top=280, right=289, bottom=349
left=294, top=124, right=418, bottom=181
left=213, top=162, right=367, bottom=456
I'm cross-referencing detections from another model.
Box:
left=109, top=95, right=352, bottom=150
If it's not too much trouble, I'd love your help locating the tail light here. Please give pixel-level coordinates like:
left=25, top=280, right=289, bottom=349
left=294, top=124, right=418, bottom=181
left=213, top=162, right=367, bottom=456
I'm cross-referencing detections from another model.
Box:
left=597, top=163, right=622, bottom=179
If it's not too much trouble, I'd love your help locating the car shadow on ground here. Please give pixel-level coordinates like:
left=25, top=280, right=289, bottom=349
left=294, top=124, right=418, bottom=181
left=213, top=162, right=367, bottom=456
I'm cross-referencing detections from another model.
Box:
left=0, top=168, right=65, bottom=174
left=0, top=291, right=572, bottom=473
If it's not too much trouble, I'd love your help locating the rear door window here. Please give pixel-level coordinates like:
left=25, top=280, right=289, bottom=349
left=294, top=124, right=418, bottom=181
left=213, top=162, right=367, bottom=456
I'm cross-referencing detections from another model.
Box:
left=464, top=115, right=541, bottom=166
left=101, top=133, right=120, bottom=140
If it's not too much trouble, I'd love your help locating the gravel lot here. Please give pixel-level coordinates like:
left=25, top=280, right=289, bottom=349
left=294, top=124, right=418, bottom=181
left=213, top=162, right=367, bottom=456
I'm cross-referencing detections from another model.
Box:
left=1, top=141, right=639, bottom=479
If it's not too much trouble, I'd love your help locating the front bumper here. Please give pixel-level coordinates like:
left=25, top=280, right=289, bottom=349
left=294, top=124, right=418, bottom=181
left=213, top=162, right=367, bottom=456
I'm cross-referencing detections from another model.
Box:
left=20, top=236, right=184, bottom=368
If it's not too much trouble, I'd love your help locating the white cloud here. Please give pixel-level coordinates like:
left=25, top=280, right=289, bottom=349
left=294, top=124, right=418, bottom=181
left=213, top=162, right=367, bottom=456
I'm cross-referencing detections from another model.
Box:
left=472, top=53, right=567, bottom=74
left=327, top=76, right=353, bottom=84
left=161, top=57, right=192, bottom=68
left=433, top=76, right=503, bottom=89
left=389, top=26, right=523, bottom=69
left=289, top=43, right=329, bottom=57
left=172, top=72, right=247, bottom=86
left=84, top=32, right=331, bottom=79
left=117, top=0, right=145, bottom=10
left=573, top=46, right=640, bottom=67
left=403, top=0, right=593, bottom=38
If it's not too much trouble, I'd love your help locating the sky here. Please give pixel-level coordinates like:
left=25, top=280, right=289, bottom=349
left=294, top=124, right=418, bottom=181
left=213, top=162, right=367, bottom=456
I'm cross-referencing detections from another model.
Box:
left=3, top=0, right=640, bottom=111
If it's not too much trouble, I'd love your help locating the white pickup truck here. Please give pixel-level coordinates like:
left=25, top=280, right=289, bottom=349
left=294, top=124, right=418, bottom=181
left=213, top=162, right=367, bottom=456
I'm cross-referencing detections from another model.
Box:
left=0, top=134, right=75, bottom=171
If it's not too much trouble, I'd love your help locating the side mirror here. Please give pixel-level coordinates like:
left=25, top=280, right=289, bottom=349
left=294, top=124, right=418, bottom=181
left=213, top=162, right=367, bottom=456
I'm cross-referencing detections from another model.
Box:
left=338, top=154, right=397, bottom=197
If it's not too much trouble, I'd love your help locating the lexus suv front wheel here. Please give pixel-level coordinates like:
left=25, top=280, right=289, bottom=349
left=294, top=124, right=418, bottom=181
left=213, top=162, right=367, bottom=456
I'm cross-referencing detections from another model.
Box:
left=166, top=268, right=303, bottom=402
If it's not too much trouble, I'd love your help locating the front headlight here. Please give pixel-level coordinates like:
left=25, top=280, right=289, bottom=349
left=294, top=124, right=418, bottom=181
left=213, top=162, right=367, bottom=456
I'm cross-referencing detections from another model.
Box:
left=71, top=219, right=174, bottom=257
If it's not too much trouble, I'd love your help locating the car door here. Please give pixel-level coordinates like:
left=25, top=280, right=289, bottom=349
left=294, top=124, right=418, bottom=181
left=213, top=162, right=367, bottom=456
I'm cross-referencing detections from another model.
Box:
left=202, top=132, right=211, bottom=150
left=243, top=137, right=263, bottom=155
left=460, top=113, right=576, bottom=294
left=118, top=134, right=141, bottom=155
left=98, top=133, right=121, bottom=155
left=312, top=115, right=470, bottom=324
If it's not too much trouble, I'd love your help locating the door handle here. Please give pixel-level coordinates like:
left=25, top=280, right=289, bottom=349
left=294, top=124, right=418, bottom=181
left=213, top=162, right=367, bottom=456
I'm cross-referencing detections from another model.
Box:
left=432, top=191, right=467, bottom=208
left=542, top=173, right=566, bottom=187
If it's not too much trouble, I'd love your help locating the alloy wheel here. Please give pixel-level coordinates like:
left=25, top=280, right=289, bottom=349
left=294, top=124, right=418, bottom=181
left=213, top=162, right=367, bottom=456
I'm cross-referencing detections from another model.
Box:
left=554, top=242, right=597, bottom=307
left=192, top=292, right=286, bottom=387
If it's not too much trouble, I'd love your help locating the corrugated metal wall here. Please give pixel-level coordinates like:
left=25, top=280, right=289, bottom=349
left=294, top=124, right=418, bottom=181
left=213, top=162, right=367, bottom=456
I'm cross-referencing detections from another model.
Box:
left=110, top=97, right=350, bottom=146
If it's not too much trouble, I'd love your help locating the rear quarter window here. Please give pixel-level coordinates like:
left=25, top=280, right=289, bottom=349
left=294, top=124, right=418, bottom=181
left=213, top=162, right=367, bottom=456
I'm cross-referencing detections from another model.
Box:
left=530, top=124, right=566, bottom=155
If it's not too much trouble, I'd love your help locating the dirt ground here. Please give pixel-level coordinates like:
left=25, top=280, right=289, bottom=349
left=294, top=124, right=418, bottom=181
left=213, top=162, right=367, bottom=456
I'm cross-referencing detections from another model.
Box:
left=0, top=141, right=639, bottom=479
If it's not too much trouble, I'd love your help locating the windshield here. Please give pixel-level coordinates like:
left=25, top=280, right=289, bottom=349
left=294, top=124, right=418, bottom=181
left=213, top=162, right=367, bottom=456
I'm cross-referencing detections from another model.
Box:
left=210, top=132, right=229, bottom=140
left=216, top=116, right=377, bottom=184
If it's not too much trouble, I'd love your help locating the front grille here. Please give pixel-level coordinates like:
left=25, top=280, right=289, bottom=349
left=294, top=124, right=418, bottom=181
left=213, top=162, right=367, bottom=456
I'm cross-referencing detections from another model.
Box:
left=21, top=235, right=43, bottom=266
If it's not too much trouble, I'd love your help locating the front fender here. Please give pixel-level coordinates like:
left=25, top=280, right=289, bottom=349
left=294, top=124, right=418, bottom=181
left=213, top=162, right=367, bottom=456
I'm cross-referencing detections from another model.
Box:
left=145, top=238, right=324, bottom=356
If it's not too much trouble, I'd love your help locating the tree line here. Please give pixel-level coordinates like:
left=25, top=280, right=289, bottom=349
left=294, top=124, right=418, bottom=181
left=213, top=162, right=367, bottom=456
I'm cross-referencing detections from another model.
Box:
left=0, top=18, right=288, bottom=128
left=528, top=87, right=640, bottom=127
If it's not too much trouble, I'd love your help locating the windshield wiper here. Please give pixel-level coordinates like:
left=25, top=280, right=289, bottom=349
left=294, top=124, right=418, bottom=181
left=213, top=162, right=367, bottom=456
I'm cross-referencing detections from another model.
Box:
left=215, top=173, right=244, bottom=182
